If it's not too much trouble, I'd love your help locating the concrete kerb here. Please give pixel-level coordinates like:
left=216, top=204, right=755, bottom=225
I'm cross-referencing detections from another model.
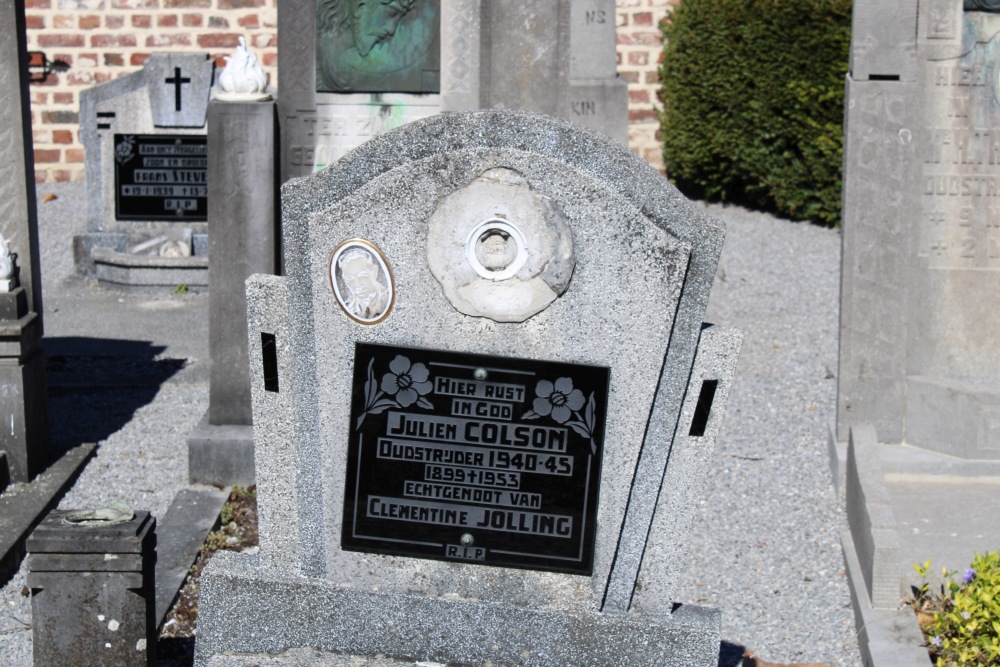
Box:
left=833, top=423, right=930, bottom=667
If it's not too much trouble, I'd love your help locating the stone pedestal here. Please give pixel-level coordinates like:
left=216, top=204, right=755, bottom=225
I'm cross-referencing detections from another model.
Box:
left=0, top=0, right=50, bottom=483
left=27, top=510, right=157, bottom=667
left=187, top=99, right=279, bottom=486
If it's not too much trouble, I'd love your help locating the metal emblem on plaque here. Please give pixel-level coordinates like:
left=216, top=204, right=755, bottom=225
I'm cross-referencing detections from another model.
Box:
left=328, top=239, right=395, bottom=325
left=342, top=343, right=609, bottom=575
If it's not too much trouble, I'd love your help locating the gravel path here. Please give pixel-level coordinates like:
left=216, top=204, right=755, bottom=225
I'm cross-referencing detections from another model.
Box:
left=0, top=186, right=860, bottom=666
left=674, top=202, right=859, bottom=665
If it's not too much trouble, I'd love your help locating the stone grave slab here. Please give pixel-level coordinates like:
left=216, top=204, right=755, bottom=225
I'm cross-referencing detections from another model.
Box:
left=76, top=53, right=214, bottom=285
left=194, top=110, right=741, bottom=666
left=277, top=0, right=626, bottom=181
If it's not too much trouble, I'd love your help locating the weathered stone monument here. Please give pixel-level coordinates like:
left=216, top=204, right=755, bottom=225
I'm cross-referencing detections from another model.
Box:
left=278, top=0, right=628, bottom=180
left=76, top=53, right=215, bottom=286
left=0, top=0, right=50, bottom=484
left=194, top=110, right=741, bottom=666
left=839, top=2, right=1000, bottom=662
left=27, top=504, right=156, bottom=666
left=187, top=39, right=279, bottom=486
left=840, top=0, right=1000, bottom=459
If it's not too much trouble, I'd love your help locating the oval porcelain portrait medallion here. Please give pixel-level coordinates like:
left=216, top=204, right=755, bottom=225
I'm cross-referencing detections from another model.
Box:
left=328, top=239, right=395, bottom=325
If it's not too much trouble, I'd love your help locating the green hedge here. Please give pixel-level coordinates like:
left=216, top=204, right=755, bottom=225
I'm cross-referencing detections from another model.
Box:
left=658, top=0, right=851, bottom=225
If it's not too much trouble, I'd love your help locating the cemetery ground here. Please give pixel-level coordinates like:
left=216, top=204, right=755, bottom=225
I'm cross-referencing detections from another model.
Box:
left=0, top=181, right=861, bottom=666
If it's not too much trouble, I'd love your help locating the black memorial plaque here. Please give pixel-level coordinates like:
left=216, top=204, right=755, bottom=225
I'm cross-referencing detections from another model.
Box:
left=113, top=134, right=207, bottom=221
left=342, top=343, right=609, bottom=575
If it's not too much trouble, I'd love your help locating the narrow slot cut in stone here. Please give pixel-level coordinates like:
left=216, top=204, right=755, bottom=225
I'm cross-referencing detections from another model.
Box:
left=688, top=380, right=718, bottom=437
left=261, top=332, right=279, bottom=393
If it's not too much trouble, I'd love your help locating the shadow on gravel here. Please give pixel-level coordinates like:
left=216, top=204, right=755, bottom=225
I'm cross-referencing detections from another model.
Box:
left=43, top=337, right=186, bottom=457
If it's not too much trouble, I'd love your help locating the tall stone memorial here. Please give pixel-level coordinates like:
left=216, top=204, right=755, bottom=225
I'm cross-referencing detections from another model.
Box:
left=839, top=0, right=1000, bottom=458
left=278, top=0, right=628, bottom=181
left=0, top=0, right=49, bottom=484
left=194, top=111, right=742, bottom=666
left=75, top=53, right=215, bottom=286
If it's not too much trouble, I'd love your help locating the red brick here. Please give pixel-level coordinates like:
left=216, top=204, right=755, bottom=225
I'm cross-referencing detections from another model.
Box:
left=39, top=34, right=84, bottom=48
left=52, top=129, right=73, bottom=144
left=131, top=53, right=151, bottom=66
left=104, top=53, right=125, bottom=66
left=34, top=170, right=47, bottom=184
left=629, top=89, right=651, bottom=104
left=65, top=148, right=85, bottom=163
left=627, top=51, right=649, bottom=66
left=106, top=15, right=125, bottom=28
left=78, top=14, right=100, bottom=29
left=90, top=34, right=137, bottom=47
left=53, top=92, right=74, bottom=104
left=628, top=108, right=658, bottom=123
left=157, top=14, right=178, bottom=27
left=644, top=71, right=660, bottom=84
left=25, top=15, right=44, bottom=29
left=94, top=72, right=113, bottom=83
left=31, top=92, right=48, bottom=105
left=620, top=70, right=640, bottom=84
left=42, top=110, right=78, bottom=124
left=31, top=73, right=59, bottom=87
left=218, top=0, right=264, bottom=7
left=208, top=16, right=229, bottom=28
left=616, top=31, right=661, bottom=47
left=146, top=34, right=192, bottom=47
left=261, top=52, right=278, bottom=67
left=111, top=0, right=159, bottom=7
left=52, top=169, right=75, bottom=183
left=633, top=11, right=654, bottom=26
left=34, top=149, right=61, bottom=163
left=132, top=14, right=152, bottom=28
left=238, top=14, right=259, bottom=28
left=33, top=129, right=51, bottom=143
left=252, top=34, right=276, bottom=48
left=183, top=13, right=203, bottom=26
left=77, top=53, right=98, bottom=67
left=67, top=71, right=96, bottom=86
left=198, top=33, right=241, bottom=48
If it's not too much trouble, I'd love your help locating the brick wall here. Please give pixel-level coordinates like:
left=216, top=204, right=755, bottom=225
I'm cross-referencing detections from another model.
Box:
left=616, top=0, right=675, bottom=173
left=25, top=0, right=671, bottom=183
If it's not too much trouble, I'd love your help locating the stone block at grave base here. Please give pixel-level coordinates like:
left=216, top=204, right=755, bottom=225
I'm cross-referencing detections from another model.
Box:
left=26, top=510, right=156, bottom=667
left=187, top=411, right=255, bottom=486
left=91, top=247, right=209, bottom=287
left=904, top=376, right=1000, bottom=460
left=195, top=552, right=720, bottom=667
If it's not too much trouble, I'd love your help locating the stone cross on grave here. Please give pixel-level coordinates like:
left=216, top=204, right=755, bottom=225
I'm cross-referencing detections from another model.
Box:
left=143, top=53, right=214, bottom=128
left=164, top=66, right=191, bottom=113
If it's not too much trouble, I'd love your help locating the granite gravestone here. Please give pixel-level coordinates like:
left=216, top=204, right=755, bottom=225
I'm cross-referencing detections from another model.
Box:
left=278, top=0, right=627, bottom=181
left=0, top=0, right=50, bottom=484
left=839, top=0, right=1000, bottom=459
left=194, top=110, right=742, bottom=666
left=76, top=53, right=215, bottom=286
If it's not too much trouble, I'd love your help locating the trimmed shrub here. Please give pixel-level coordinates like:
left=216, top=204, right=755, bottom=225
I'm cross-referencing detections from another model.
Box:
left=658, top=0, right=851, bottom=225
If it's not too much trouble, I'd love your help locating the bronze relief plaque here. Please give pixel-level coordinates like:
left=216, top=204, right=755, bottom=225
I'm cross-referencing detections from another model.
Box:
left=342, top=343, right=609, bottom=575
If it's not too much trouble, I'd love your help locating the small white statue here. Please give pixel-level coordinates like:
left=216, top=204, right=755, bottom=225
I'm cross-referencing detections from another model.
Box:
left=216, top=36, right=270, bottom=101
left=0, top=234, right=16, bottom=292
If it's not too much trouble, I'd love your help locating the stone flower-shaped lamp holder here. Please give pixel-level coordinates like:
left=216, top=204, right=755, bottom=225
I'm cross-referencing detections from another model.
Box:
left=216, top=36, right=271, bottom=102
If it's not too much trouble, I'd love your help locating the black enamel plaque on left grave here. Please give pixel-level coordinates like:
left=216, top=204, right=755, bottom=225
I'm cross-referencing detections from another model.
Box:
left=342, top=343, right=609, bottom=575
left=114, top=134, right=207, bottom=221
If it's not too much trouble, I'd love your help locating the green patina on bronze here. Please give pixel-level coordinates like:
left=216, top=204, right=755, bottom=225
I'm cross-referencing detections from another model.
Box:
left=316, top=0, right=441, bottom=93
